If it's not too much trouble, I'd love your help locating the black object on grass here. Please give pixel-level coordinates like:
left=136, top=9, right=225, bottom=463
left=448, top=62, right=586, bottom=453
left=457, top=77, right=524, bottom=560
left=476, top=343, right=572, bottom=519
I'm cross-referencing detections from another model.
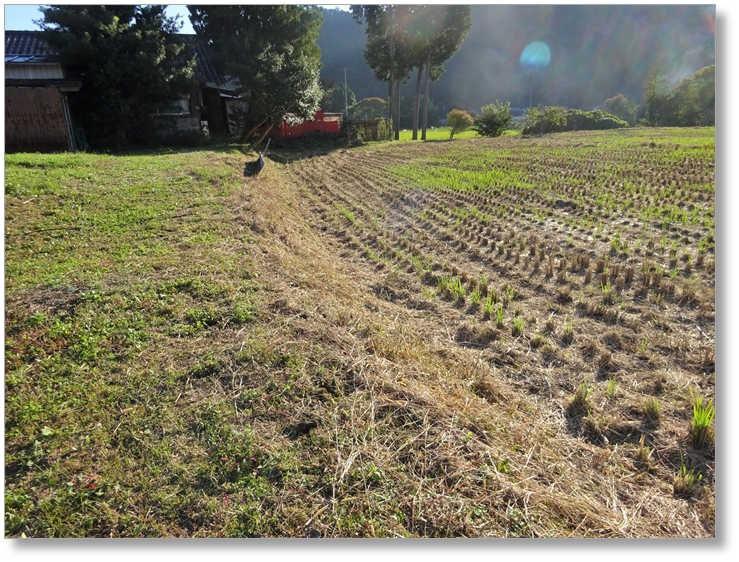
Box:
left=244, top=138, right=271, bottom=177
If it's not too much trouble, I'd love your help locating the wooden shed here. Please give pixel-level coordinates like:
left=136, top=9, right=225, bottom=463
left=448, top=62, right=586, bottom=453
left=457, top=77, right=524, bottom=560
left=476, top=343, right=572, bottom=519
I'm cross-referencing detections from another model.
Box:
left=5, top=31, right=80, bottom=152
left=153, top=37, right=244, bottom=138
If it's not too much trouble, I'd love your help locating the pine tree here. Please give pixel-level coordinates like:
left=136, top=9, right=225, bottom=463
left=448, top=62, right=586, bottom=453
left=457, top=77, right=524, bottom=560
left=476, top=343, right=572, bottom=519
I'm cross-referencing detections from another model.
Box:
left=352, top=5, right=471, bottom=140
left=351, top=5, right=415, bottom=140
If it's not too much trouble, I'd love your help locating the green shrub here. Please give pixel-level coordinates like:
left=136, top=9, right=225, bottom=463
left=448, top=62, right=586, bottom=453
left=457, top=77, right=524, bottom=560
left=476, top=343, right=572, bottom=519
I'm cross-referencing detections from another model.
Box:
left=447, top=109, right=474, bottom=139
left=522, top=105, right=628, bottom=135
left=594, top=114, right=630, bottom=130
left=522, top=105, right=567, bottom=135
left=566, top=109, right=598, bottom=131
left=473, top=100, right=513, bottom=137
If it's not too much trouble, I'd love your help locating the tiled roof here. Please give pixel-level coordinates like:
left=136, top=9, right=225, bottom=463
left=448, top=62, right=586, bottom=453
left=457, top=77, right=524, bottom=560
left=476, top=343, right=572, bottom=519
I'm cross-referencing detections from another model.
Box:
left=5, top=31, right=227, bottom=88
left=180, top=35, right=227, bottom=87
left=5, top=30, right=54, bottom=62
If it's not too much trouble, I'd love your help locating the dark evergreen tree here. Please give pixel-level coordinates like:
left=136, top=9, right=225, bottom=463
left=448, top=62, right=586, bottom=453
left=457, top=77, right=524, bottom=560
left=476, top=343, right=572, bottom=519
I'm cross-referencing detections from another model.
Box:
left=188, top=5, right=323, bottom=145
left=352, top=5, right=470, bottom=141
left=39, top=5, right=196, bottom=149
left=351, top=5, right=416, bottom=139
left=322, top=82, right=357, bottom=114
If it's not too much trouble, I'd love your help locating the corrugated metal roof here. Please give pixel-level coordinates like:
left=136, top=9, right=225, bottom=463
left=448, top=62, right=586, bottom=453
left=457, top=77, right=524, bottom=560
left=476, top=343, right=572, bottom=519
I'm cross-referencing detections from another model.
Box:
left=5, top=31, right=54, bottom=62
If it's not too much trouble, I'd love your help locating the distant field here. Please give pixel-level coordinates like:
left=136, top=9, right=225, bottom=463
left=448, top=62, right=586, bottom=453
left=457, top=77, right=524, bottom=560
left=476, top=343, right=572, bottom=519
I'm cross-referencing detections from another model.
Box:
left=398, top=127, right=481, bottom=141
left=397, top=127, right=523, bottom=141
left=5, top=127, right=715, bottom=537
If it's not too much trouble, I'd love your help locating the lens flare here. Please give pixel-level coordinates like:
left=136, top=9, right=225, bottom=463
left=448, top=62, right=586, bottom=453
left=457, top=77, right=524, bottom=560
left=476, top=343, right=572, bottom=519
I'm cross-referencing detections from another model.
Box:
left=704, top=9, right=714, bottom=34
left=520, top=41, right=551, bottom=68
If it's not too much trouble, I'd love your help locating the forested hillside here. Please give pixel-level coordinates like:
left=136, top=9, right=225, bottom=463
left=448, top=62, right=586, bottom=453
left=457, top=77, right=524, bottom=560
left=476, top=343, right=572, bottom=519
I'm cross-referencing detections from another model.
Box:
left=317, top=7, right=387, bottom=101
left=318, top=5, right=715, bottom=113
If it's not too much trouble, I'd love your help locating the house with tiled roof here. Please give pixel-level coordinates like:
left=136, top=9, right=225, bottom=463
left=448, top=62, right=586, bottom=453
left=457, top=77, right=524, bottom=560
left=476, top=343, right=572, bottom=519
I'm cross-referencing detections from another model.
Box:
left=5, top=31, right=243, bottom=151
left=5, top=30, right=81, bottom=151
left=155, top=36, right=243, bottom=138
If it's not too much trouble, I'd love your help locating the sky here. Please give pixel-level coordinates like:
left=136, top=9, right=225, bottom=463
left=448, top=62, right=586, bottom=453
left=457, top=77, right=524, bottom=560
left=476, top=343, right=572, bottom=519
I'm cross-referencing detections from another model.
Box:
left=2, top=3, right=351, bottom=33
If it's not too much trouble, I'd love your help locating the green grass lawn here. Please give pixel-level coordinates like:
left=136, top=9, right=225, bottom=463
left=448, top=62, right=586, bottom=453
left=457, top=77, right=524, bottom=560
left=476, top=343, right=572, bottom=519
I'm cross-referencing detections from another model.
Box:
left=5, top=148, right=268, bottom=537
left=397, top=126, right=476, bottom=141
left=397, top=127, right=522, bottom=141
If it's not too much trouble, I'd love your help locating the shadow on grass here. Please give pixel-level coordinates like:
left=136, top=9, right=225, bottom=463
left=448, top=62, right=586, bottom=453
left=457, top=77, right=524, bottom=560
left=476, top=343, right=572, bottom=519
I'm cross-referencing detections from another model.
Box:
left=48, top=130, right=490, bottom=163
left=148, top=133, right=362, bottom=165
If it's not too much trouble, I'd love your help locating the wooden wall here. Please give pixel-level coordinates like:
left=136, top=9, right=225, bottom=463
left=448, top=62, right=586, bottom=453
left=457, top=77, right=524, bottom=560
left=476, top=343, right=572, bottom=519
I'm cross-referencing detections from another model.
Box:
left=5, top=87, right=71, bottom=152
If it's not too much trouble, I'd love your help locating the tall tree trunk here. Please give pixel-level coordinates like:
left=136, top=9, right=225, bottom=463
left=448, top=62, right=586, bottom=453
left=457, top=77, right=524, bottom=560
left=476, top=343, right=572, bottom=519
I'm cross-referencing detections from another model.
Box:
left=421, top=56, right=431, bottom=140
left=393, top=78, right=401, bottom=140
left=412, top=66, right=423, bottom=140
left=240, top=91, right=268, bottom=143
left=250, top=119, right=274, bottom=150
left=387, top=80, right=392, bottom=122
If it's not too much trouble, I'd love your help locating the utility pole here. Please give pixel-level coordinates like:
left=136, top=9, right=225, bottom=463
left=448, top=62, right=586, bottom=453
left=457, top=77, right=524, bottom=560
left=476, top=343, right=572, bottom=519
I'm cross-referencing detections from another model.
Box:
left=388, top=5, right=399, bottom=140
left=344, top=68, right=348, bottom=119
left=388, top=8, right=394, bottom=133
left=529, top=71, right=533, bottom=109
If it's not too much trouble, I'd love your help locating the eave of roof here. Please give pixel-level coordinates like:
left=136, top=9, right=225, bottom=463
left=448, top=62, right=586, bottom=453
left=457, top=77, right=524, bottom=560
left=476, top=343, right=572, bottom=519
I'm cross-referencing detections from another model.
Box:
left=6, top=78, right=82, bottom=91
left=5, top=55, right=55, bottom=64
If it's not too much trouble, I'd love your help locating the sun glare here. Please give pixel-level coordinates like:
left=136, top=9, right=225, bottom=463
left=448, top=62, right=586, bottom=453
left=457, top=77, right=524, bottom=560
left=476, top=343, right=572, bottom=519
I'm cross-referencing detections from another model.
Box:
left=520, top=41, right=551, bottom=69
